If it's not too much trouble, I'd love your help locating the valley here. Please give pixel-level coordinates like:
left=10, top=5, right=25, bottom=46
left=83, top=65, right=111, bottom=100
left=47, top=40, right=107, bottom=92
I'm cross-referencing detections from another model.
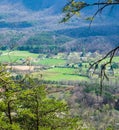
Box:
left=0, top=50, right=119, bottom=84
left=0, top=0, right=119, bottom=129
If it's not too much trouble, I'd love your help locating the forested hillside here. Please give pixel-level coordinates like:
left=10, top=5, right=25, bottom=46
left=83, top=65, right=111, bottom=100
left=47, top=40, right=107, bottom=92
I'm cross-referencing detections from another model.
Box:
left=0, top=0, right=118, bottom=54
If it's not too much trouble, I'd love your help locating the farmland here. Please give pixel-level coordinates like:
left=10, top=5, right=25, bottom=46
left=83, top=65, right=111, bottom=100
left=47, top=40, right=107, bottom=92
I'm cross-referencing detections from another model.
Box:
left=0, top=50, right=119, bottom=84
left=0, top=50, right=38, bottom=63
left=34, top=67, right=89, bottom=81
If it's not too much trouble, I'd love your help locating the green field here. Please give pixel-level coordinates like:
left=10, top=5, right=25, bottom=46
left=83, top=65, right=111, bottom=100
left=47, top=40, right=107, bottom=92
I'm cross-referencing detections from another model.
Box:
left=0, top=50, right=118, bottom=82
left=34, top=67, right=89, bottom=81
left=0, top=51, right=66, bottom=66
left=37, top=58, right=66, bottom=66
left=0, top=50, right=39, bottom=63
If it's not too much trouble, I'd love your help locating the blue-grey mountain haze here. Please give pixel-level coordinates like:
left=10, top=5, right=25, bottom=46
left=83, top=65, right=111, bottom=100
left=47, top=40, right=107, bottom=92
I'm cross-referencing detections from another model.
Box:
left=0, top=0, right=118, bottom=53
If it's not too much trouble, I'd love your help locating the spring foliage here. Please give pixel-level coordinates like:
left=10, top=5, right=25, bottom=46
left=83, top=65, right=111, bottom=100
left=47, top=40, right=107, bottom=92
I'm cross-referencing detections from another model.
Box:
left=0, top=66, right=79, bottom=130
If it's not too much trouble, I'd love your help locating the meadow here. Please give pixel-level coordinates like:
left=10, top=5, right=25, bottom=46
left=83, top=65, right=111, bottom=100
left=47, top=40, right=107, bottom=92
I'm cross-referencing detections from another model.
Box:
left=0, top=50, right=38, bottom=63
left=36, top=58, right=66, bottom=66
left=34, top=67, right=89, bottom=81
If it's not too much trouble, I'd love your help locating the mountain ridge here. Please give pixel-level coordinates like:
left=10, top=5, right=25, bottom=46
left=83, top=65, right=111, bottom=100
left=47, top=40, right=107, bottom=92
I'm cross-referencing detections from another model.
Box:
left=0, top=0, right=119, bottom=54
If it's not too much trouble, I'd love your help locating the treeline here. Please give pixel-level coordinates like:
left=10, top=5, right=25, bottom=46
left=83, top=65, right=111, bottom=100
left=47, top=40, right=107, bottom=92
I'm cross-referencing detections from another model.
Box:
left=1, top=29, right=119, bottom=54
left=18, top=32, right=71, bottom=54
left=56, top=25, right=119, bottom=38
left=0, top=32, right=72, bottom=54
left=17, top=45, right=66, bottom=54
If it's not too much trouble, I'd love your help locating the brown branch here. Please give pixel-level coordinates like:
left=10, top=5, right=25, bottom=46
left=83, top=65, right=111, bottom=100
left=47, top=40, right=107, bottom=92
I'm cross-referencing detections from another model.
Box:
left=63, top=1, right=119, bottom=95
left=35, top=94, right=39, bottom=130
left=89, top=4, right=109, bottom=26
left=7, top=100, right=14, bottom=124
left=62, top=1, right=119, bottom=22
left=89, top=46, right=119, bottom=95
left=89, top=46, right=119, bottom=70
left=86, top=2, right=119, bottom=7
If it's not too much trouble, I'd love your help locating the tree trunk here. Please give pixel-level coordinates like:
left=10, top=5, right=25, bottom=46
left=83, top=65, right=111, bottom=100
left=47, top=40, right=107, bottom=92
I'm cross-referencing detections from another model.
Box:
left=7, top=101, right=12, bottom=124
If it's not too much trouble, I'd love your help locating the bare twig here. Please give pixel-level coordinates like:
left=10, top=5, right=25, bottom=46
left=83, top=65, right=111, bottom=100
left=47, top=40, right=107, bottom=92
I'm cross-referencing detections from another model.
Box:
left=62, top=0, right=119, bottom=95
left=89, top=46, right=119, bottom=95
left=62, top=1, right=119, bottom=22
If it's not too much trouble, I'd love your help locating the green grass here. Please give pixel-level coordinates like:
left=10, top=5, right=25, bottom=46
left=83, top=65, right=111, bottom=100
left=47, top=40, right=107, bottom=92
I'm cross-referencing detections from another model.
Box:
left=47, top=68, right=75, bottom=74
left=34, top=67, right=89, bottom=81
left=9, top=51, right=38, bottom=58
left=43, top=73, right=89, bottom=81
left=0, top=51, right=66, bottom=66
left=0, top=50, right=39, bottom=63
left=0, top=55, right=22, bottom=63
left=37, top=58, right=66, bottom=66
left=0, top=50, right=118, bottom=83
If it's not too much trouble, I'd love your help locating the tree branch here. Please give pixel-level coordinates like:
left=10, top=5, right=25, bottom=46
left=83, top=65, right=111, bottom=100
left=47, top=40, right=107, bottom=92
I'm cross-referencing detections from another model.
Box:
left=62, top=1, right=119, bottom=22
left=89, top=46, right=119, bottom=95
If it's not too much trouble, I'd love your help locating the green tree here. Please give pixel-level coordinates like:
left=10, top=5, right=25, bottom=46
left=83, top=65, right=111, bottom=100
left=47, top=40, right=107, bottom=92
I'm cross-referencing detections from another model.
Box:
left=0, top=67, right=80, bottom=129
left=0, top=66, right=21, bottom=129
left=17, top=77, right=79, bottom=130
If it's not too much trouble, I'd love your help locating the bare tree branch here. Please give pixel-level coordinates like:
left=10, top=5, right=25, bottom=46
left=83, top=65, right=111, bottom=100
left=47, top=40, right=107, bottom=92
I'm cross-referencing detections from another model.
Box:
left=62, top=0, right=119, bottom=22
left=89, top=46, right=119, bottom=95
left=62, top=0, right=119, bottom=95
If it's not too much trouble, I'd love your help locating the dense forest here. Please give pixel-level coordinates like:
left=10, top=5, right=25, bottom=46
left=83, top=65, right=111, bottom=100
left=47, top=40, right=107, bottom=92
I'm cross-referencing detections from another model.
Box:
left=1, top=25, right=119, bottom=54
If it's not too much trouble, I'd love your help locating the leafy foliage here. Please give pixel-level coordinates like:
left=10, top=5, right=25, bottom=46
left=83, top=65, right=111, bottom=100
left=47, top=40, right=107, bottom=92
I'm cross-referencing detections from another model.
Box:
left=0, top=66, right=80, bottom=129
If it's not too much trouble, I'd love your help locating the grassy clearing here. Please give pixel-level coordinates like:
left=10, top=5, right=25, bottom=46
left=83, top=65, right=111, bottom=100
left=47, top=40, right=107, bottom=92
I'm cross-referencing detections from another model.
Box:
left=46, top=68, right=75, bottom=74
left=0, top=50, right=39, bottom=63
left=9, top=51, right=39, bottom=58
left=0, top=51, right=65, bottom=66
left=0, top=55, right=22, bottom=63
left=34, top=67, right=89, bottom=81
left=37, top=58, right=66, bottom=66
left=43, top=73, right=89, bottom=81
left=1, top=50, right=39, bottom=58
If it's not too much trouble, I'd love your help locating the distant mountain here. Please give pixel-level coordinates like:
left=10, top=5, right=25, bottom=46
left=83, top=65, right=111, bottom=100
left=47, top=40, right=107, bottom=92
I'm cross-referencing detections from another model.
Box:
left=56, top=25, right=119, bottom=38
left=0, top=0, right=118, bottom=24
left=0, top=0, right=67, bottom=12
left=22, top=0, right=66, bottom=11
left=0, top=0, right=119, bottom=53
left=1, top=0, right=119, bottom=16
left=27, top=0, right=119, bottom=25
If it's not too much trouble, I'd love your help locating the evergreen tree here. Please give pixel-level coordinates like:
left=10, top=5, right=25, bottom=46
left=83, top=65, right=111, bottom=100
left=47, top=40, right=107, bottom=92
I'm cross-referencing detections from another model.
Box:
left=0, top=67, right=80, bottom=130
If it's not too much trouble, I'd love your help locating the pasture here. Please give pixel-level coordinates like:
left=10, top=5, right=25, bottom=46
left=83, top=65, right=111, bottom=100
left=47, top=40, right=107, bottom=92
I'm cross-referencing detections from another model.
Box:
left=0, top=50, right=39, bottom=63
left=37, top=58, right=66, bottom=66
left=34, top=67, right=89, bottom=81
